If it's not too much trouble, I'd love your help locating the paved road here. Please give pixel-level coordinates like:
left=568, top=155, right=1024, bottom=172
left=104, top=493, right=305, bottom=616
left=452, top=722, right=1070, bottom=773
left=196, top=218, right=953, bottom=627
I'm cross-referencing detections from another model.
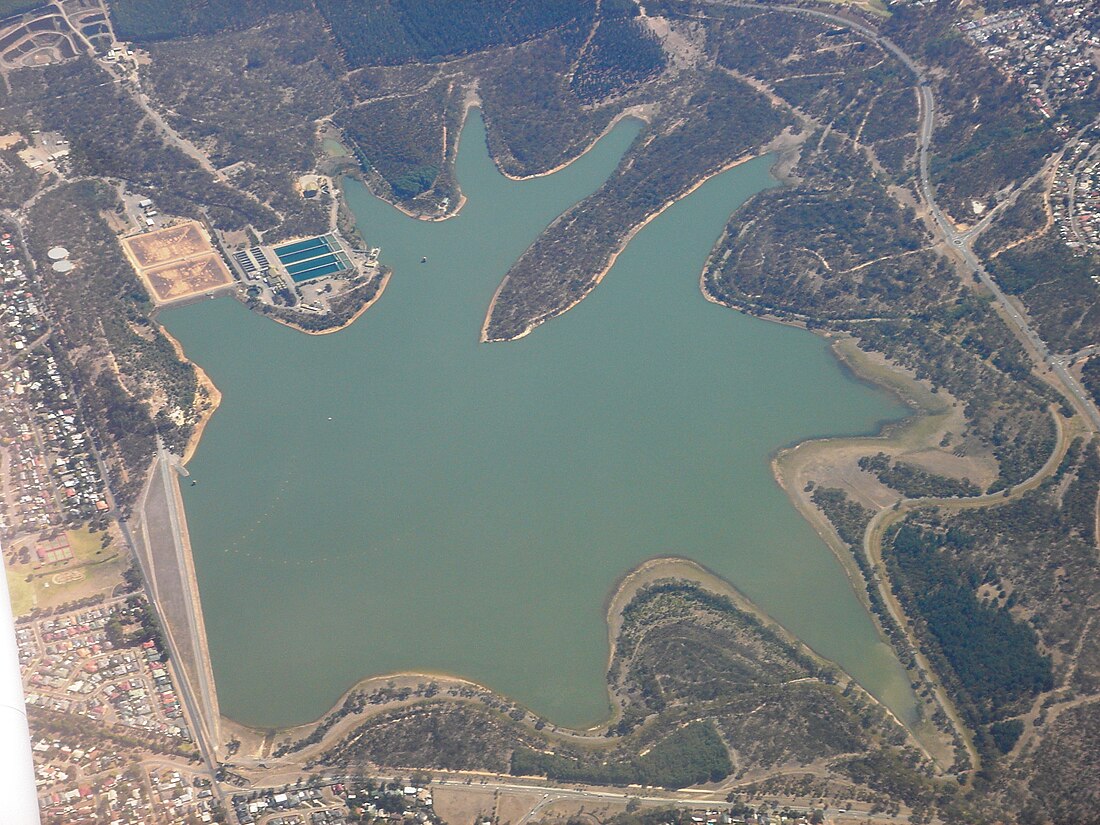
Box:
left=1057, top=344, right=1100, bottom=366
left=123, top=454, right=229, bottom=813
left=717, top=0, right=1100, bottom=776
left=152, top=443, right=220, bottom=746
left=428, top=776, right=905, bottom=823
left=720, top=1, right=1100, bottom=432
left=911, top=62, right=1100, bottom=430
left=862, top=406, right=1073, bottom=777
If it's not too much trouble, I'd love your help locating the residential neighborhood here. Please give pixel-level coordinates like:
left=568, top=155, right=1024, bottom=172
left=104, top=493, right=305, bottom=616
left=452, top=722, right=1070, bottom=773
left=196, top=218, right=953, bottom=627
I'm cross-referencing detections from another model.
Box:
left=958, top=0, right=1099, bottom=126
left=1055, top=138, right=1100, bottom=254
left=0, top=228, right=109, bottom=541
left=14, top=594, right=218, bottom=823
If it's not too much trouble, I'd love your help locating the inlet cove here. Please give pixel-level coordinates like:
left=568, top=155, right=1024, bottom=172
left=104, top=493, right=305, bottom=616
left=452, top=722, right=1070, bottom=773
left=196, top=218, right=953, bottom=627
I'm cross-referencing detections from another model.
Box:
left=164, top=113, right=916, bottom=730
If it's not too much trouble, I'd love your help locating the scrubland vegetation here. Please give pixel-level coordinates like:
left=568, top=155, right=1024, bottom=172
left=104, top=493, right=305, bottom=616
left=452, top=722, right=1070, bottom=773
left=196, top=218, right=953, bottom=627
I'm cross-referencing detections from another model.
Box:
left=2, top=57, right=275, bottom=232
left=0, top=0, right=48, bottom=16
left=307, top=580, right=919, bottom=801
left=24, top=183, right=198, bottom=508
left=485, top=69, right=789, bottom=340
left=986, top=235, right=1100, bottom=355
left=141, top=12, right=344, bottom=242
left=6, top=0, right=1096, bottom=820
left=312, top=0, right=594, bottom=67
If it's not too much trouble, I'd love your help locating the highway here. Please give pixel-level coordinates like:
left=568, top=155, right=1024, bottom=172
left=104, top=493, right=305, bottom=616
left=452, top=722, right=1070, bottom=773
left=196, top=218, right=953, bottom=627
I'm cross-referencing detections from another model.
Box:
left=715, top=0, right=1100, bottom=778
left=721, top=1, right=1100, bottom=431
left=909, top=58, right=1100, bottom=432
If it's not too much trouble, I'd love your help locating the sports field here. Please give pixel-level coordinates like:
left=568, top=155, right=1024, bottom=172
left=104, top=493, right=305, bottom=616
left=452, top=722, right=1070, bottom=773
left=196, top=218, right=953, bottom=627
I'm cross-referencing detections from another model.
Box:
left=5, top=527, right=125, bottom=615
left=121, top=221, right=234, bottom=305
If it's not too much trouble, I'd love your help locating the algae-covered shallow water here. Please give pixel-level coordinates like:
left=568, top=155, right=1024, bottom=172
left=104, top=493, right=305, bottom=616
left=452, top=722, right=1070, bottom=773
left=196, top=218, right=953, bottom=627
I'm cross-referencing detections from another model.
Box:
left=164, top=112, right=916, bottom=730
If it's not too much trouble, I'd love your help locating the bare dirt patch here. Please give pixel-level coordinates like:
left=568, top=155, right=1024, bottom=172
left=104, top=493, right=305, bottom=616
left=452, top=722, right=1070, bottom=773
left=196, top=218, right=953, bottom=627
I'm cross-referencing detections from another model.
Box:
left=432, top=785, right=498, bottom=825
left=770, top=334, right=997, bottom=605
left=495, top=792, right=543, bottom=825
left=143, top=254, right=233, bottom=304
left=538, top=799, right=631, bottom=822
left=123, top=222, right=210, bottom=267
left=52, top=569, right=85, bottom=584
left=120, top=221, right=234, bottom=305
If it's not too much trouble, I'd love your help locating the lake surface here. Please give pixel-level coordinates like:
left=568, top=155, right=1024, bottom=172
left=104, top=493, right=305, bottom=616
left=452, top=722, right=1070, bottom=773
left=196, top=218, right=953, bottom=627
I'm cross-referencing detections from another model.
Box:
left=164, top=112, right=917, bottom=730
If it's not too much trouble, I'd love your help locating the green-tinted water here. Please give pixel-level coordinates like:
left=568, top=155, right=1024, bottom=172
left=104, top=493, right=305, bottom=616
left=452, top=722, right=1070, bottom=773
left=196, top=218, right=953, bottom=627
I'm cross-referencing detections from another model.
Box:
left=322, top=138, right=350, bottom=158
left=165, top=112, right=916, bottom=730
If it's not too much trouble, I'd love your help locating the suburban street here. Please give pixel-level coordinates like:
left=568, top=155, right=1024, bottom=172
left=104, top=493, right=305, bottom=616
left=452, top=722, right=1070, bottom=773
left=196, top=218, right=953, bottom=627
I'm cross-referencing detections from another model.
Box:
left=913, top=72, right=1100, bottom=431
left=8, top=3, right=1096, bottom=822
left=721, top=1, right=1100, bottom=433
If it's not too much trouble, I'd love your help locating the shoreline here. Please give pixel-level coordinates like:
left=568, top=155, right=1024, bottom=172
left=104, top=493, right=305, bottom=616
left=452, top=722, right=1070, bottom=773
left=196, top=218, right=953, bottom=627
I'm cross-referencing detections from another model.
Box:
left=259, top=268, right=393, bottom=338
left=698, top=258, right=970, bottom=604
left=290, top=269, right=392, bottom=336
left=480, top=151, right=766, bottom=343
left=494, top=104, right=654, bottom=183
left=219, top=554, right=916, bottom=765
left=378, top=89, right=481, bottom=223
left=390, top=192, right=469, bottom=224
left=158, top=113, right=949, bottom=767
left=770, top=335, right=946, bottom=601
left=160, top=325, right=222, bottom=467
left=164, top=453, right=223, bottom=749
left=370, top=97, right=645, bottom=224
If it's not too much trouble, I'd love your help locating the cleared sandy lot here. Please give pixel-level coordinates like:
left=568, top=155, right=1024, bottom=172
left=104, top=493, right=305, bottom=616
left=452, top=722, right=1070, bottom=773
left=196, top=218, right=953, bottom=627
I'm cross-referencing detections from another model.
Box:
left=121, top=221, right=233, bottom=305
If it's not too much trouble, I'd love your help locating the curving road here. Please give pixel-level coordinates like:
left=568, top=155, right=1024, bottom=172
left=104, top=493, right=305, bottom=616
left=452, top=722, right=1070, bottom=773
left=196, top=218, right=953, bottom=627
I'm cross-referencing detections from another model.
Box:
left=721, top=1, right=1100, bottom=431
left=715, top=0, right=1100, bottom=776
left=911, top=65, right=1100, bottom=431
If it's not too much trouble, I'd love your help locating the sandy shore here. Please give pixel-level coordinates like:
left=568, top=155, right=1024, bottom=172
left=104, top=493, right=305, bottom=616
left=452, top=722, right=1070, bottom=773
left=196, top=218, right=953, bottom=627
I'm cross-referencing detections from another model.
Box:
left=481, top=151, right=765, bottom=343
left=495, top=105, right=654, bottom=182
left=219, top=554, right=914, bottom=767
left=159, top=271, right=391, bottom=471
left=770, top=335, right=965, bottom=600
left=160, top=326, right=222, bottom=467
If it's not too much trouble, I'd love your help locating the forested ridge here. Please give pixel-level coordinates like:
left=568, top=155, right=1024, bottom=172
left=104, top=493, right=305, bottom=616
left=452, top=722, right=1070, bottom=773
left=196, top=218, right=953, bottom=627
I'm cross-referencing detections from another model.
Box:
left=106, top=0, right=307, bottom=42
left=888, top=524, right=1053, bottom=725
left=0, top=0, right=47, bottom=17
left=312, top=0, right=597, bottom=67
left=570, top=16, right=666, bottom=103
left=986, top=235, right=1100, bottom=355
left=485, top=68, right=790, bottom=340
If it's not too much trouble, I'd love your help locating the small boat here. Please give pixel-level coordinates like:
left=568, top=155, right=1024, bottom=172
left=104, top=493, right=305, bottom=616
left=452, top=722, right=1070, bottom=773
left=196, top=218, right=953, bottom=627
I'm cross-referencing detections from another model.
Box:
left=420, top=256, right=427, bottom=263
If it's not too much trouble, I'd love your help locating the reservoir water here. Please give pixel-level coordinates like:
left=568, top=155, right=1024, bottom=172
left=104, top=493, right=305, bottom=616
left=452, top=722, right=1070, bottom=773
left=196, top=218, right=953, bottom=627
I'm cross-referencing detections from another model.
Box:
left=164, top=112, right=916, bottom=730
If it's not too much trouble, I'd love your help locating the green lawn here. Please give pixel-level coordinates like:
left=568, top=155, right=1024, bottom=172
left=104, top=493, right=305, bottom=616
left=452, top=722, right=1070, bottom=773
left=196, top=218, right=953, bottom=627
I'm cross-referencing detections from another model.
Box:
left=4, top=526, right=126, bottom=615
